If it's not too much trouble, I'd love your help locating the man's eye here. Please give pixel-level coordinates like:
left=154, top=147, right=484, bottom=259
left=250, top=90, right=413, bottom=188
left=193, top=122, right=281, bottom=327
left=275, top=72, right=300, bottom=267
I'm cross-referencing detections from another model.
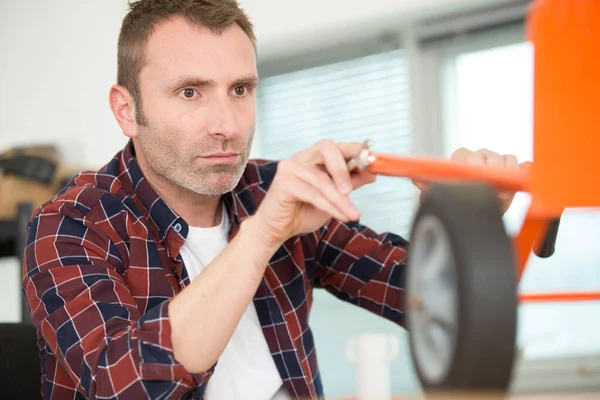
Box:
left=234, top=86, right=247, bottom=96
left=180, top=88, right=197, bottom=99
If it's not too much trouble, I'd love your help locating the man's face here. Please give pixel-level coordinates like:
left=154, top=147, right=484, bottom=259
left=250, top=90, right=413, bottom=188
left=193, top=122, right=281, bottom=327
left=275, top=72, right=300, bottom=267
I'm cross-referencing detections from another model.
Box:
left=134, top=17, right=258, bottom=196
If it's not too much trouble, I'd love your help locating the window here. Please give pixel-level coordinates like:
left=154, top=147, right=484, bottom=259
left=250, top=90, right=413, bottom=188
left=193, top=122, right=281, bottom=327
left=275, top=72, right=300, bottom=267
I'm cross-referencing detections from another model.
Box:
left=255, top=49, right=418, bottom=240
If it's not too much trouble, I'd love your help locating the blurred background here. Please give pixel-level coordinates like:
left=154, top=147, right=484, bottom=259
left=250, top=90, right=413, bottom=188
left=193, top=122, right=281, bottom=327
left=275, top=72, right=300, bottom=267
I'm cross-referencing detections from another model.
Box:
left=1, top=0, right=599, bottom=398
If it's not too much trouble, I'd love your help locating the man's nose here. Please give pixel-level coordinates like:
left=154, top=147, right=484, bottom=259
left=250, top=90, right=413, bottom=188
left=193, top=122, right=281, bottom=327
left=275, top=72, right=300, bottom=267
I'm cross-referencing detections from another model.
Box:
left=207, top=94, right=240, bottom=139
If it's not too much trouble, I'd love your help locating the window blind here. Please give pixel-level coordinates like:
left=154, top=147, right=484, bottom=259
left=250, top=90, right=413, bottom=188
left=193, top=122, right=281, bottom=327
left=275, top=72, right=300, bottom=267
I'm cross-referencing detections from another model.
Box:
left=256, top=50, right=418, bottom=239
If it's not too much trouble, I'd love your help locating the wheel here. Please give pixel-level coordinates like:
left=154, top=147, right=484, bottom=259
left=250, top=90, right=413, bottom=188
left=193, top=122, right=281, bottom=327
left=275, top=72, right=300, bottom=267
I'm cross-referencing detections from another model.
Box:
left=406, top=183, right=517, bottom=398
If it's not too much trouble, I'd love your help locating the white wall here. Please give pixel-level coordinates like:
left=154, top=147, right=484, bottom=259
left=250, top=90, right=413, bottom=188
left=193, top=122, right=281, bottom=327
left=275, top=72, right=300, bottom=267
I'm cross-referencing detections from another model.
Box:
left=0, top=0, right=130, bottom=167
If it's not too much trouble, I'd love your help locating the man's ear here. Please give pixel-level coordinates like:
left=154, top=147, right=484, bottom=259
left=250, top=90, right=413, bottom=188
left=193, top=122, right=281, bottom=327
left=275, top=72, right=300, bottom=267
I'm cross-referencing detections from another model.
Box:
left=109, top=84, right=139, bottom=138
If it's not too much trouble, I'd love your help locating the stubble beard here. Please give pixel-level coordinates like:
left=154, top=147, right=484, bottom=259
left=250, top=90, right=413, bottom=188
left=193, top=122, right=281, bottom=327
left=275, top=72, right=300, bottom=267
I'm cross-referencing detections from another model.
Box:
left=137, top=124, right=253, bottom=197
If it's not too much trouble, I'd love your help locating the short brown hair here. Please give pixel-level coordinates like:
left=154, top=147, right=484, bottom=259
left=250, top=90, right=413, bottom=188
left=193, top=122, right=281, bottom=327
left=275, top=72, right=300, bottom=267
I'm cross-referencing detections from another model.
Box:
left=117, top=0, right=256, bottom=125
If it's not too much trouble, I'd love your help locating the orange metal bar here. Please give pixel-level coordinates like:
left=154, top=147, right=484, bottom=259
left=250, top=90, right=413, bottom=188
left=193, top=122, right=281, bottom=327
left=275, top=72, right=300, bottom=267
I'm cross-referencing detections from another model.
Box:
left=513, top=200, right=564, bottom=282
left=519, top=292, right=600, bottom=304
left=513, top=217, right=548, bottom=282
left=366, top=152, right=530, bottom=193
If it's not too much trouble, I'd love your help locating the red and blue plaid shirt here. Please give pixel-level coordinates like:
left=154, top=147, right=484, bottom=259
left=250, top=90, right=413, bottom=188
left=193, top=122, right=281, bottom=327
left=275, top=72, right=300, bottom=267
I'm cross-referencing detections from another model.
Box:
left=22, top=140, right=409, bottom=399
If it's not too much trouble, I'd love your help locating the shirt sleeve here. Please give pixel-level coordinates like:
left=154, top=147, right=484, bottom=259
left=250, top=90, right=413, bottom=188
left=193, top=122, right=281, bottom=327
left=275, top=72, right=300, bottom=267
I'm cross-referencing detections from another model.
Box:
left=312, top=218, right=410, bottom=327
left=22, top=199, right=208, bottom=399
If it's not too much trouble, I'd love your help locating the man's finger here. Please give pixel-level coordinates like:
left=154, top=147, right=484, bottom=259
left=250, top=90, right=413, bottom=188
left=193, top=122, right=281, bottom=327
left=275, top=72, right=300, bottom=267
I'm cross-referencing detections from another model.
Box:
left=350, top=170, right=377, bottom=191
left=479, top=148, right=504, bottom=167
left=294, top=140, right=364, bottom=165
left=469, top=148, right=491, bottom=165
left=412, top=180, right=428, bottom=191
left=319, top=140, right=354, bottom=195
left=291, top=178, right=351, bottom=222
left=292, top=161, right=360, bottom=221
left=503, top=154, right=519, bottom=170
left=333, top=142, right=369, bottom=159
left=520, top=160, right=533, bottom=171
left=293, top=140, right=370, bottom=195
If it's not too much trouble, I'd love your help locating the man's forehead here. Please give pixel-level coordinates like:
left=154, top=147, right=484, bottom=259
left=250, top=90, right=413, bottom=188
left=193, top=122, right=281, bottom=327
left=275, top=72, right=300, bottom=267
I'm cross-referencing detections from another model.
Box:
left=146, top=16, right=214, bottom=47
left=142, top=16, right=256, bottom=77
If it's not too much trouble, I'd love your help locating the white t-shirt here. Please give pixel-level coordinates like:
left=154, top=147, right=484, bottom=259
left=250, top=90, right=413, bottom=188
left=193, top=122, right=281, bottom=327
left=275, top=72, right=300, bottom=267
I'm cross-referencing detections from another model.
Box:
left=178, top=205, right=291, bottom=400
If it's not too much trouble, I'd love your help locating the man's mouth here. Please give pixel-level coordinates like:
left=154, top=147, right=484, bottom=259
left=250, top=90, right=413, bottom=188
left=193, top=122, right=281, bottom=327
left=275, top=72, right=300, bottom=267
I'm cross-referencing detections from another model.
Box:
left=200, top=152, right=240, bottom=164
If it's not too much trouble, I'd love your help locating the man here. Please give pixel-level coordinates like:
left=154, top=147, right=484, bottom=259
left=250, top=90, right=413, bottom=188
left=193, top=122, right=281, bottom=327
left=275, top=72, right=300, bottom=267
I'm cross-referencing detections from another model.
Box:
left=22, top=0, right=522, bottom=399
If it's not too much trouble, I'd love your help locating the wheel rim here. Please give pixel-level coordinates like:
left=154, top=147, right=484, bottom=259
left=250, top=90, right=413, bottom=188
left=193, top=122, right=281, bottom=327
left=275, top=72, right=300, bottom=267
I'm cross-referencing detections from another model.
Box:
left=408, top=213, right=458, bottom=385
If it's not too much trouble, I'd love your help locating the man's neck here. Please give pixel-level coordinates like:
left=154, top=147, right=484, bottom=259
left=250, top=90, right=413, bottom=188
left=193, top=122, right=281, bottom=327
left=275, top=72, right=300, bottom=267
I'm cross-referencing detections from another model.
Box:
left=152, top=174, right=223, bottom=228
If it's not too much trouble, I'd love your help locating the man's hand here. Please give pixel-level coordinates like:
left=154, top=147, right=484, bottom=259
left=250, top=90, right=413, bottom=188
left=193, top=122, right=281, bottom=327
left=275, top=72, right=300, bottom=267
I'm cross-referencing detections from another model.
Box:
left=249, top=140, right=376, bottom=248
left=414, top=147, right=526, bottom=214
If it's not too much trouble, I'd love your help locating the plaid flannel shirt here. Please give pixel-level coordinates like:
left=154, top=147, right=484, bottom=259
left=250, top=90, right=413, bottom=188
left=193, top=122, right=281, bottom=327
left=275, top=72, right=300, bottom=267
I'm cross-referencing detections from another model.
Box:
left=22, top=140, right=409, bottom=399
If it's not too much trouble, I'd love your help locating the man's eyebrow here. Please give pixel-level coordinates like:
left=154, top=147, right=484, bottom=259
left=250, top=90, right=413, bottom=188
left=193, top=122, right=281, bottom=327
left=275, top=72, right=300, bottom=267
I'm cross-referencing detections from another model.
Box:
left=169, top=77, right=216, bottom=90
left=168, top=75, right=259, bottom=90
left=232, top=75, right=259, bottom=88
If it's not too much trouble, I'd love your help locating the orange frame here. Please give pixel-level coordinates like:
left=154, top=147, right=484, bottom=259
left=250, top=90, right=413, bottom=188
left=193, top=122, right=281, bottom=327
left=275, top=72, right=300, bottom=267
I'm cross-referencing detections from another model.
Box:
left=356, top=0, right=600, bottom=306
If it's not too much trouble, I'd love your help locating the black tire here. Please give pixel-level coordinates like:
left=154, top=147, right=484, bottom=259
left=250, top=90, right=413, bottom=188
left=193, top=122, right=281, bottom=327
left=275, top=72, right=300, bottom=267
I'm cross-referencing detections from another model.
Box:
left=406, top=183, right=517, bottom=398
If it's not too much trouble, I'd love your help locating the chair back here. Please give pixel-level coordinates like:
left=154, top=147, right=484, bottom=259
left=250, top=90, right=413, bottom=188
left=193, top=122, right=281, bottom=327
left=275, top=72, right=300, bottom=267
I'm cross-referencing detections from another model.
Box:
left=0, top=323, right=41, bottom=398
